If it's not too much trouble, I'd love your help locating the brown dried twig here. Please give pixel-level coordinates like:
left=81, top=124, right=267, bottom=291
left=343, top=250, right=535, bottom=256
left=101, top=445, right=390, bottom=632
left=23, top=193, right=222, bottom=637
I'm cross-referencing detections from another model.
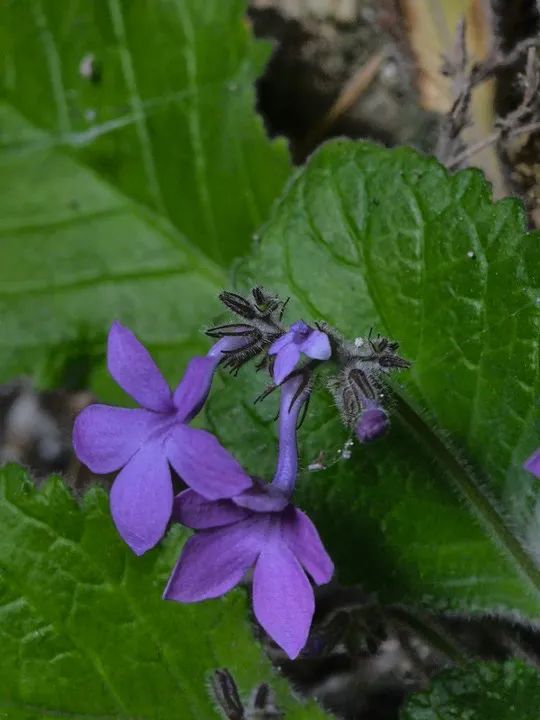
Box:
left=301, top=50, right=386, bottom=156
left=436, top=19, right=538, bottom=168
left=446, top=47, right=540, bottom=170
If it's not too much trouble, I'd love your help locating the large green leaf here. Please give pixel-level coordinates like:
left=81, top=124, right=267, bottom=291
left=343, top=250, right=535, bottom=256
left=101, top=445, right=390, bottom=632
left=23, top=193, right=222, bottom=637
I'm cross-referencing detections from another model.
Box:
left=0, top=465, right=327, bottom=720
left=207, top=141, right=540, bottom=620
left=402, top=661, right=540, bottom=720
left=0, top=0, right=291, bottom=391
left=0, top=0, right=290, bottom=266
left=0, top=104, right=223, bottom=394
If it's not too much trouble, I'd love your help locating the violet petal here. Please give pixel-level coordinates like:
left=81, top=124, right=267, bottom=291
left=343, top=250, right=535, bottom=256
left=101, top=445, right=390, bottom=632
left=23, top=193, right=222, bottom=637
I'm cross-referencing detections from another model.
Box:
left=252, top=541, right=314, bottom=659
left=268, top=331, right=293, bottom=356
left=271, top=374, right=308, bottom=497
left=300, top=329, right=331, bottom=360
left=282, top=507, right=334, bottom=585
left=173, top=356, right=219, bottom=423
left=166, top=425, right=252, bottom=500
left=173, top=489, right=250, bottom=529
left=107, top=321, right=172, bottom=412
left=73, top=404, right=162, bottom=474
left=110, top=442, right=173, bottom=555
left=273, top=343, right=301, bottom=385
left=290, top=320, right=309, bottom=335
left=524, top=448, right=540, bottom=478
left=234, top=484, right=289, bottom=512
left=163, top=517, right=265, bottom=601
left=207, top=335, right=251, bottom=360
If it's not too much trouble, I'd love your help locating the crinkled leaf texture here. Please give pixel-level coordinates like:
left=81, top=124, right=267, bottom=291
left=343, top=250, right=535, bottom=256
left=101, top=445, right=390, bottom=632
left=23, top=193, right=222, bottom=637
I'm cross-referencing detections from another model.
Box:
left=0, top=465, right=327, bottom=720
left=207, top=140, right=540, bottom=621
left=402, top=660, right=540, bottom=720
left=0, top=0, right=289, bottom=390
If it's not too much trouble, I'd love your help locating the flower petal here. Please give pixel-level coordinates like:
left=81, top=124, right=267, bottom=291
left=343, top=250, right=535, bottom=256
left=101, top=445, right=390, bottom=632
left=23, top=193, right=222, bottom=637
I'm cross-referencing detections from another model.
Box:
left=271, top=374, right=308, bottom=496
left=524, top=448, right=540, bottom=478
left=273, top=344, right=301, bottom=385
left=268, top=331, right=293, bottom=356
left=173, top=356, right=219, bottom=422
left=282, top=507, right=334, bottom=585
left=252, top=541, right=314, bottom=659
left=110, top=442, right=173, bottom=555
left=173, top=489, right=250, bottom=529
left=166, top=425, right=252, bottom=499
left=173, top=337, right=254, bottom=422
left=234, top=482, right=289, bottom=512
left=207, top=335, right=252, bottom=360
left=107, top=321, right=172, bottom=412
left=300, top=329, right=331, bottom=360
left=73, top=404, right=162, bottom=473
left=290, top=320, right=309, bottom=335
left=163, top=516, right=265, bottom=601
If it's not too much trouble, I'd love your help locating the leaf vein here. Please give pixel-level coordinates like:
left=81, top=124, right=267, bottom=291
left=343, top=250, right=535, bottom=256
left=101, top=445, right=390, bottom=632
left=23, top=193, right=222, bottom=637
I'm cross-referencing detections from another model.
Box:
left=107, top=0, right=165, bottom=215
left=31, top=0, right=71, bottom=134
left=174, top=1, right=220, bottom=261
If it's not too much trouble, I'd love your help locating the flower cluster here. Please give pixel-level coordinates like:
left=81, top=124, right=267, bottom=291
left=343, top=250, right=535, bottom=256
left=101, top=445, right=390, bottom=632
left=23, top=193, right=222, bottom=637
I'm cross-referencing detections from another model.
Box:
left=164, top=374, right=333, bottom=658
left=208, top=289, right=411, bottom=443
left=73, top=288, right=411, bottom=658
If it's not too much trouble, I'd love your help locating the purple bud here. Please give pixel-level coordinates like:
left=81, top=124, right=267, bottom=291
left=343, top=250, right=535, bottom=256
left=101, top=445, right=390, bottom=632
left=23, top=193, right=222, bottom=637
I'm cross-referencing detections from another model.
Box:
left=355, top=403, right=389, bottom=443
left=524, top=448, right=540, bottom=478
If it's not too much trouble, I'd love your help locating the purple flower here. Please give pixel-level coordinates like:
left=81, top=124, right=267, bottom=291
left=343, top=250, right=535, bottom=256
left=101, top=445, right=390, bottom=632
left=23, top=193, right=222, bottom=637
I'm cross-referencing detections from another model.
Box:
left=268, top=321, right=331, bottom=385
left=524, top=449, right=540, bottom=478
left=73, top=321, right=251, bottom=556
left=163, top=375, right=334, bottom=659
left=355, top=401, right=389, bottom=443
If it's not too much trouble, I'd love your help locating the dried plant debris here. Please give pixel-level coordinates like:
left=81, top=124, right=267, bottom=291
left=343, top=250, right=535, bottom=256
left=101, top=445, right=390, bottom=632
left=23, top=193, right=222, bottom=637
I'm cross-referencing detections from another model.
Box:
left=260, top=586, right=540, bottom=720
left=210, top=669, right=284, bottom=719
left=0, top=378, right=92, bottom=482
left=249, top=0, right=540, bottom=224
left=248, top=0, right=436, bottom=161
left=503, top=131, right=540, bottom=227
left=436, top=19, right=539, bottom=169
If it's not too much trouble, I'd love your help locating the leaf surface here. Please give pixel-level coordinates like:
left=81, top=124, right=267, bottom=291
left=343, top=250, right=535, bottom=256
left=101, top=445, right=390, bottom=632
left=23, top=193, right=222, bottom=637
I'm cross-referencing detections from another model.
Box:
left=207, top=141, right=540, bottom=620
left=0, top=465, right=327, bottom=720
left=402, top=660, right=540, bottom=720
left=0, top=0, right=290, bottom=266
left=0, top=0, right=290, bottom=391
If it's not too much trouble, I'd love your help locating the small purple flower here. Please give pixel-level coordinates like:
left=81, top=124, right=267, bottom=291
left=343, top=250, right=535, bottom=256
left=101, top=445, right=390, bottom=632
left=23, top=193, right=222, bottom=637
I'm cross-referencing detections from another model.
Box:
left=164, top=375, right=334, bottom=659
left=268, top=321, right=331, bottom=385
left=73, top=321, right=251, bottom=556
left=524, top=449, right=540, bottom=478
left=355, top=401, right=389, bottom=443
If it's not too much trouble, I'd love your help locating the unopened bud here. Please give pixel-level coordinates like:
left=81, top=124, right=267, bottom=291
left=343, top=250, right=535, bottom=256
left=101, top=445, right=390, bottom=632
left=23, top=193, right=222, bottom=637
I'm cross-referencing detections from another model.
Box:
left=355, top=403, right=389, bottom=443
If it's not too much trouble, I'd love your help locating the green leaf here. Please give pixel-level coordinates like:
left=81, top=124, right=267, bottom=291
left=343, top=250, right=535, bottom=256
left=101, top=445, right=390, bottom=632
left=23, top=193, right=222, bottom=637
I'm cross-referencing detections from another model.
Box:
left=0, top=103, right=223, bottom=393
left=402, top=660, right=540, bottom=720
left=207, top=141, right=540, bottom=620
left=0, top=0, right=290, bottom=266
left=0, top=465, right=327, bottom=720
left=0, top=0, right=290, bottom=391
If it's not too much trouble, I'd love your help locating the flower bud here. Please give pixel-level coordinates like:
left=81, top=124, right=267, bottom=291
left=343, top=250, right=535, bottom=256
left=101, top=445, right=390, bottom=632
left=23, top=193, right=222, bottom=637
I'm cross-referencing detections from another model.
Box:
left=355, top=403, right=389, bottom=443
left=524, top=448, right=540, bottom=478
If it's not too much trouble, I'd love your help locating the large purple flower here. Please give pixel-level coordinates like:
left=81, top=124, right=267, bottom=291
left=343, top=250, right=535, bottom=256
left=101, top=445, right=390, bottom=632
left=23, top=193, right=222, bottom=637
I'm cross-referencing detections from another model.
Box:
left=164, top=375, right=334, bottom=659
left=73, top=321, right=251, bottom=556
left=268, top=320, right=331, bottom=385
left=524, top=449, right=540, bottom=478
